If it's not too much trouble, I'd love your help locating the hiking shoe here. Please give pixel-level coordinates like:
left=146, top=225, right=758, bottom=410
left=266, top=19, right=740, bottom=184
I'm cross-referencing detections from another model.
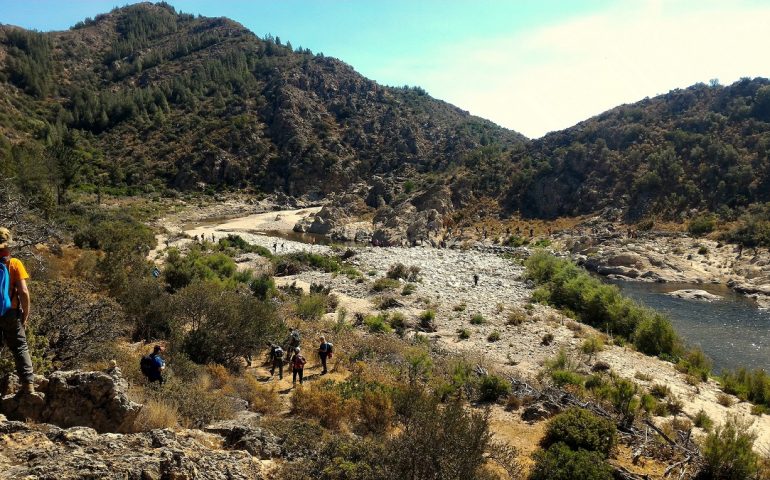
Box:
left=20, top=383, right=35, bottom=395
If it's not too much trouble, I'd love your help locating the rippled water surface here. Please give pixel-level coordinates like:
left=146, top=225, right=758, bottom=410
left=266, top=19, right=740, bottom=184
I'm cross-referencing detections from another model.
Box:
left=608, top=280, right=770, bottom=373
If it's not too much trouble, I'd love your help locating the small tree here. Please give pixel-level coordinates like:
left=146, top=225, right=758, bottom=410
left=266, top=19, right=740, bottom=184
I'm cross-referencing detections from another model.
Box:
left=699, top=417, right=759, bottom=480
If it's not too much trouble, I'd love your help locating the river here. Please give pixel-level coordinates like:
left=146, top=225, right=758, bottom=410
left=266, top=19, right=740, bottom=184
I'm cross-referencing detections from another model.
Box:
left=608, top=280, right=770, bottom=373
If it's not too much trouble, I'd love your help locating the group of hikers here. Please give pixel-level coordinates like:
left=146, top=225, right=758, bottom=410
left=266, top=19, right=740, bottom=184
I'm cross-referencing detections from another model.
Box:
left=266, top=329, right=333, bottom=385
left=139, top=327, right=333, bottom=387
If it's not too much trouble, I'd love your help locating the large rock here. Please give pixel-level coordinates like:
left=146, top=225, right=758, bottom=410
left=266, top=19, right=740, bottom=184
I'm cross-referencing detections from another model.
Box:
left=0, top=368, right=141, bottom=433
left=0, top=416, right=261, bottom=479
left=665, top=289, right=722, bottom=301
left=204, top=420, right=283, bottom=459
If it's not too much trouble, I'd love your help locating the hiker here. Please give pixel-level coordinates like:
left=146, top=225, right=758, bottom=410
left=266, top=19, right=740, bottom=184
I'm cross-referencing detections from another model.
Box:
left=291, top=347, right=306, bottom=385
left=140, top=345, right=166, bottom=385
left=318, top=336, right=333, bottom=375
left=286, top=327, right=301, bottom=353
left=0, top=228, right=34, bottom=394
left=529, top=227, right=534, bottom=237
left=473, top=273, right=479, bottom=287
left=211, top=233, right=215, bottom=242
left=273, top=242, right=277, bottom=253
left=269, top=343, right=284, bottom=379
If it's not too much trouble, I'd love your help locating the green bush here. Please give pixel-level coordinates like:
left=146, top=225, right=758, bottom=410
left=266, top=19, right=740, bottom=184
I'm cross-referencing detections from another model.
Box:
left=478, top=374, right=511, bottom=402
left=551, top=370, right=585, bottom=388
left=693, top=410, right=714, bottom=431
left=250, top=274, right=276, bottom=300
left=364, top=314, right=393, bottom=334
left=720, top=367, right=770, bottom=409
left=688, top=214, right=717, bottom=236
left=700, top=418, right=759, bottom=480
left=164, top=248, right=241, bottom=291
left=295, top=293, right=327, bottom=321
left=530, top=443, right=613, bottom=480
left=541, top=408, right=617, bottom=458
left=372, top=277, right=400, bottom=292
left=487, top=330, right=501, bottom=342
left=470, top=313, right=485, bottom=325
left=525, top=252, right=682, bottom=358
left=458, top=328, right=471, bottom=340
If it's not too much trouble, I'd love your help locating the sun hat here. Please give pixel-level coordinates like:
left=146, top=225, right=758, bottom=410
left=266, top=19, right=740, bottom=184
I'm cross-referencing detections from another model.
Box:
left=0, top=228, right=12, bottom=250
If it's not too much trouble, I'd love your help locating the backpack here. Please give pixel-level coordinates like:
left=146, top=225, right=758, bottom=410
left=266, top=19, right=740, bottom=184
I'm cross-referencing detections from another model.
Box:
left=292, top=354, right=306, bottom=369
left=0, top=258, right=12, bottom=317
left=291, top=330, right=301, bottom=344
left=140, top=354, right=156, bottom=378
left=326, top=342, right=334, bottom=357
left=272, top=346, right=284, bottom=359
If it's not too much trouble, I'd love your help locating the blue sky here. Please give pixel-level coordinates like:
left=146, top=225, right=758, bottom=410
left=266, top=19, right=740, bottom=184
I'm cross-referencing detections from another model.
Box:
left=3, top=1, right=770, bottom=137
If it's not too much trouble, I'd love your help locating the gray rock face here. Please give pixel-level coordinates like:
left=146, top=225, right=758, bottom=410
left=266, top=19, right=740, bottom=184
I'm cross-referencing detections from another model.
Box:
left=0, top=368, right=141, bottom=433
left=0, top=417, right=261, bottom=479
left=204, top=420, right=283, bottom=459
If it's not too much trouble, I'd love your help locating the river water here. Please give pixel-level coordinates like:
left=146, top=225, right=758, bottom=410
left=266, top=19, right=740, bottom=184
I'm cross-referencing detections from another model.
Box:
left=607, top=280, right=770, bottom=373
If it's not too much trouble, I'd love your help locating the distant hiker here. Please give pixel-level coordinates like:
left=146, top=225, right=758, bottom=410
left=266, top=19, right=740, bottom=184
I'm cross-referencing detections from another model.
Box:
left=291, top=347, right=306, bottom=385
left=318, top=336, right=333, bottom=375
left=281, top=243, right=285, bottom=251
left=473, top=273, right=479, bottom=287
left=269, top=343, right=285, bottom=379
left=273, top=242, right=277, bottom=253
left=140, top=345, right=166, bottom=385
left=286, top=327, right=301, bottom=353
left=211, top=233, right=215, bottom=242
left=151, top=266, right=160, bottom=278
left=164, top=239, right=170, bottom=248
left=529, top=228, right=534, bottom=237
left=0, top=228, right=34, bottom=394
left=738, top=244, right=744, bottom=257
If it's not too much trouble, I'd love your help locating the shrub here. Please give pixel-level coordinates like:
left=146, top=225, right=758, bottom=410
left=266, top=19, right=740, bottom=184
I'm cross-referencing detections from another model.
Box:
left=694, top=409, right=714, bottom=431
left=592, top=361, right=611, bottom=373
left=551, top=370, right=585, bottom=388
left=541, top=333, right=555, bottom=346
left=700, top=417, right=759, bottom=480
left=372, top=277, right=400, bottom=292
left=291, top=383, right=350, bottom=429
left=487, top=330, right=501, bottom=342
left=688, top=214, right=717, bottom=236
left=720, top=367, right=770, bottom=409
left=234, top=375, right=280, bottom=414
left=633, top=313, right=678, bottom=357
left=541, top=408, right=617, bottom=457
left=359, top=390, right=394, bottom=434
left=145, top=377, right=235, bottom=428
left=453, top=303, right=467, bottom=312
left=386, top=262, right=409, bottom=280
left=364, top=314, right=393, bottom=334
left=401, top=283, right=416, bottom=296
left=478, top=374, right=511, bottom=402
left=249, top=274, right=276, bottom=300
left=458, top=328, right=471, bottom=340
left=530, top=443, right=613, bottom=480
left=376, top=295, right=401, bottom=310
left=419, top=309, right=436, bottom=331
left=581, top=336, right=604, bottom=357
left=470, top=313, right=485, bottom=325
left=717, top=393, right=734, bottom=407
left=698, top=245, right=709, bottom=255
left=507, top=308, right=527, bottom=326
left=389, top=312, right=408, bottom=335
left=650, top=383, right=671, bottom=399
left=296, top=293, right=327, bottom=321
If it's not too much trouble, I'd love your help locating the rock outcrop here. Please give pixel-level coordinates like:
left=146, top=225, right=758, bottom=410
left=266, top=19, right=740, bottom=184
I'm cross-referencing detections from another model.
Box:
left=665, top=289, right=722, bottom=301
left=0, top=368, right=141, bottom=433
left=0, top=415, right=261, bottom=479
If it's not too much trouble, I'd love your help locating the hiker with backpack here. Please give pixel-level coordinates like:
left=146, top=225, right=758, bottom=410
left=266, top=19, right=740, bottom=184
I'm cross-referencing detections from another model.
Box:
left=318, top=336, right=333, bottom=375
left=269, top=343, right=285, bottom=379
left=140, top=345, right=166, bottom=385
left=290, top=347, right=306, bottom=385
left=285, top=327, right=301, bottom=354
left=0, top=228, right=35, bottom=395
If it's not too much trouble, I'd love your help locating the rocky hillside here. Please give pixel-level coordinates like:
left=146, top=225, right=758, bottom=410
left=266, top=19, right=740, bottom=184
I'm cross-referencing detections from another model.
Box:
left=0, top=2, right=523, bottom=197
left=3, top=2, right=770, bottom=223
left=504, top=78, right=770, bottom=220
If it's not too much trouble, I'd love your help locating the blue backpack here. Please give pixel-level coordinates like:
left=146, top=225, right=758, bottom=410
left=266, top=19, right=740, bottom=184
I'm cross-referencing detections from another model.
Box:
left=0, top=258, right=12, bottom=317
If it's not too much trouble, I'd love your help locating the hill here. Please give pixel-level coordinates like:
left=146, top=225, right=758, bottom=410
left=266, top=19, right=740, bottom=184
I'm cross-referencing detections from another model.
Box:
left=2, top=2, right=770, bottom=224
left=503, top=78, right=770, bottom=220
left=0, top=2, right=524, bottom=199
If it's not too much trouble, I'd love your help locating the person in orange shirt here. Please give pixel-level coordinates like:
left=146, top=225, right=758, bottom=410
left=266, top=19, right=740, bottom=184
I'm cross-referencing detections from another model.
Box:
left=0, top=227, right=34, bottom=394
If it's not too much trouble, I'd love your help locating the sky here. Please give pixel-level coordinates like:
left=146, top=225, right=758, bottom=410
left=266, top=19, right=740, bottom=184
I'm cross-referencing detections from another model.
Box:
left=2, top=0, right=770, bottom=138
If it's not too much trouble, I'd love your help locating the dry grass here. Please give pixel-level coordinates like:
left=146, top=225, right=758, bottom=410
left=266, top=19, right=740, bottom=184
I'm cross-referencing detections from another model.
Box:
left=291, top=383, right=353, bottom=430
left=205, top=363, right=233, bottom=390
left=132, top=398, right=179, bottom=431
left=234, top=375, right=281, bottom=414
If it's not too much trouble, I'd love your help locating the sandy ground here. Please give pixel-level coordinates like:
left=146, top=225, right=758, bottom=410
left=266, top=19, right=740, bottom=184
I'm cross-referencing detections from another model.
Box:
left=165, top=204, right=770, bottom=456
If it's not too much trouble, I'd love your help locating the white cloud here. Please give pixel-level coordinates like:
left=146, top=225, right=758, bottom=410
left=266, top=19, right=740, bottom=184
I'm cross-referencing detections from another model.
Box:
left=370, top=1, right=770, bottom=138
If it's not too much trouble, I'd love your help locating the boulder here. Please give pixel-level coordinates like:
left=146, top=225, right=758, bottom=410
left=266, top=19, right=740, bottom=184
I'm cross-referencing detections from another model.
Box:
left=0, top=368, right=141, bottom=433
left=664, top=289, right=722, bottom=302
left=204, top=420, right=283, bottom=459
